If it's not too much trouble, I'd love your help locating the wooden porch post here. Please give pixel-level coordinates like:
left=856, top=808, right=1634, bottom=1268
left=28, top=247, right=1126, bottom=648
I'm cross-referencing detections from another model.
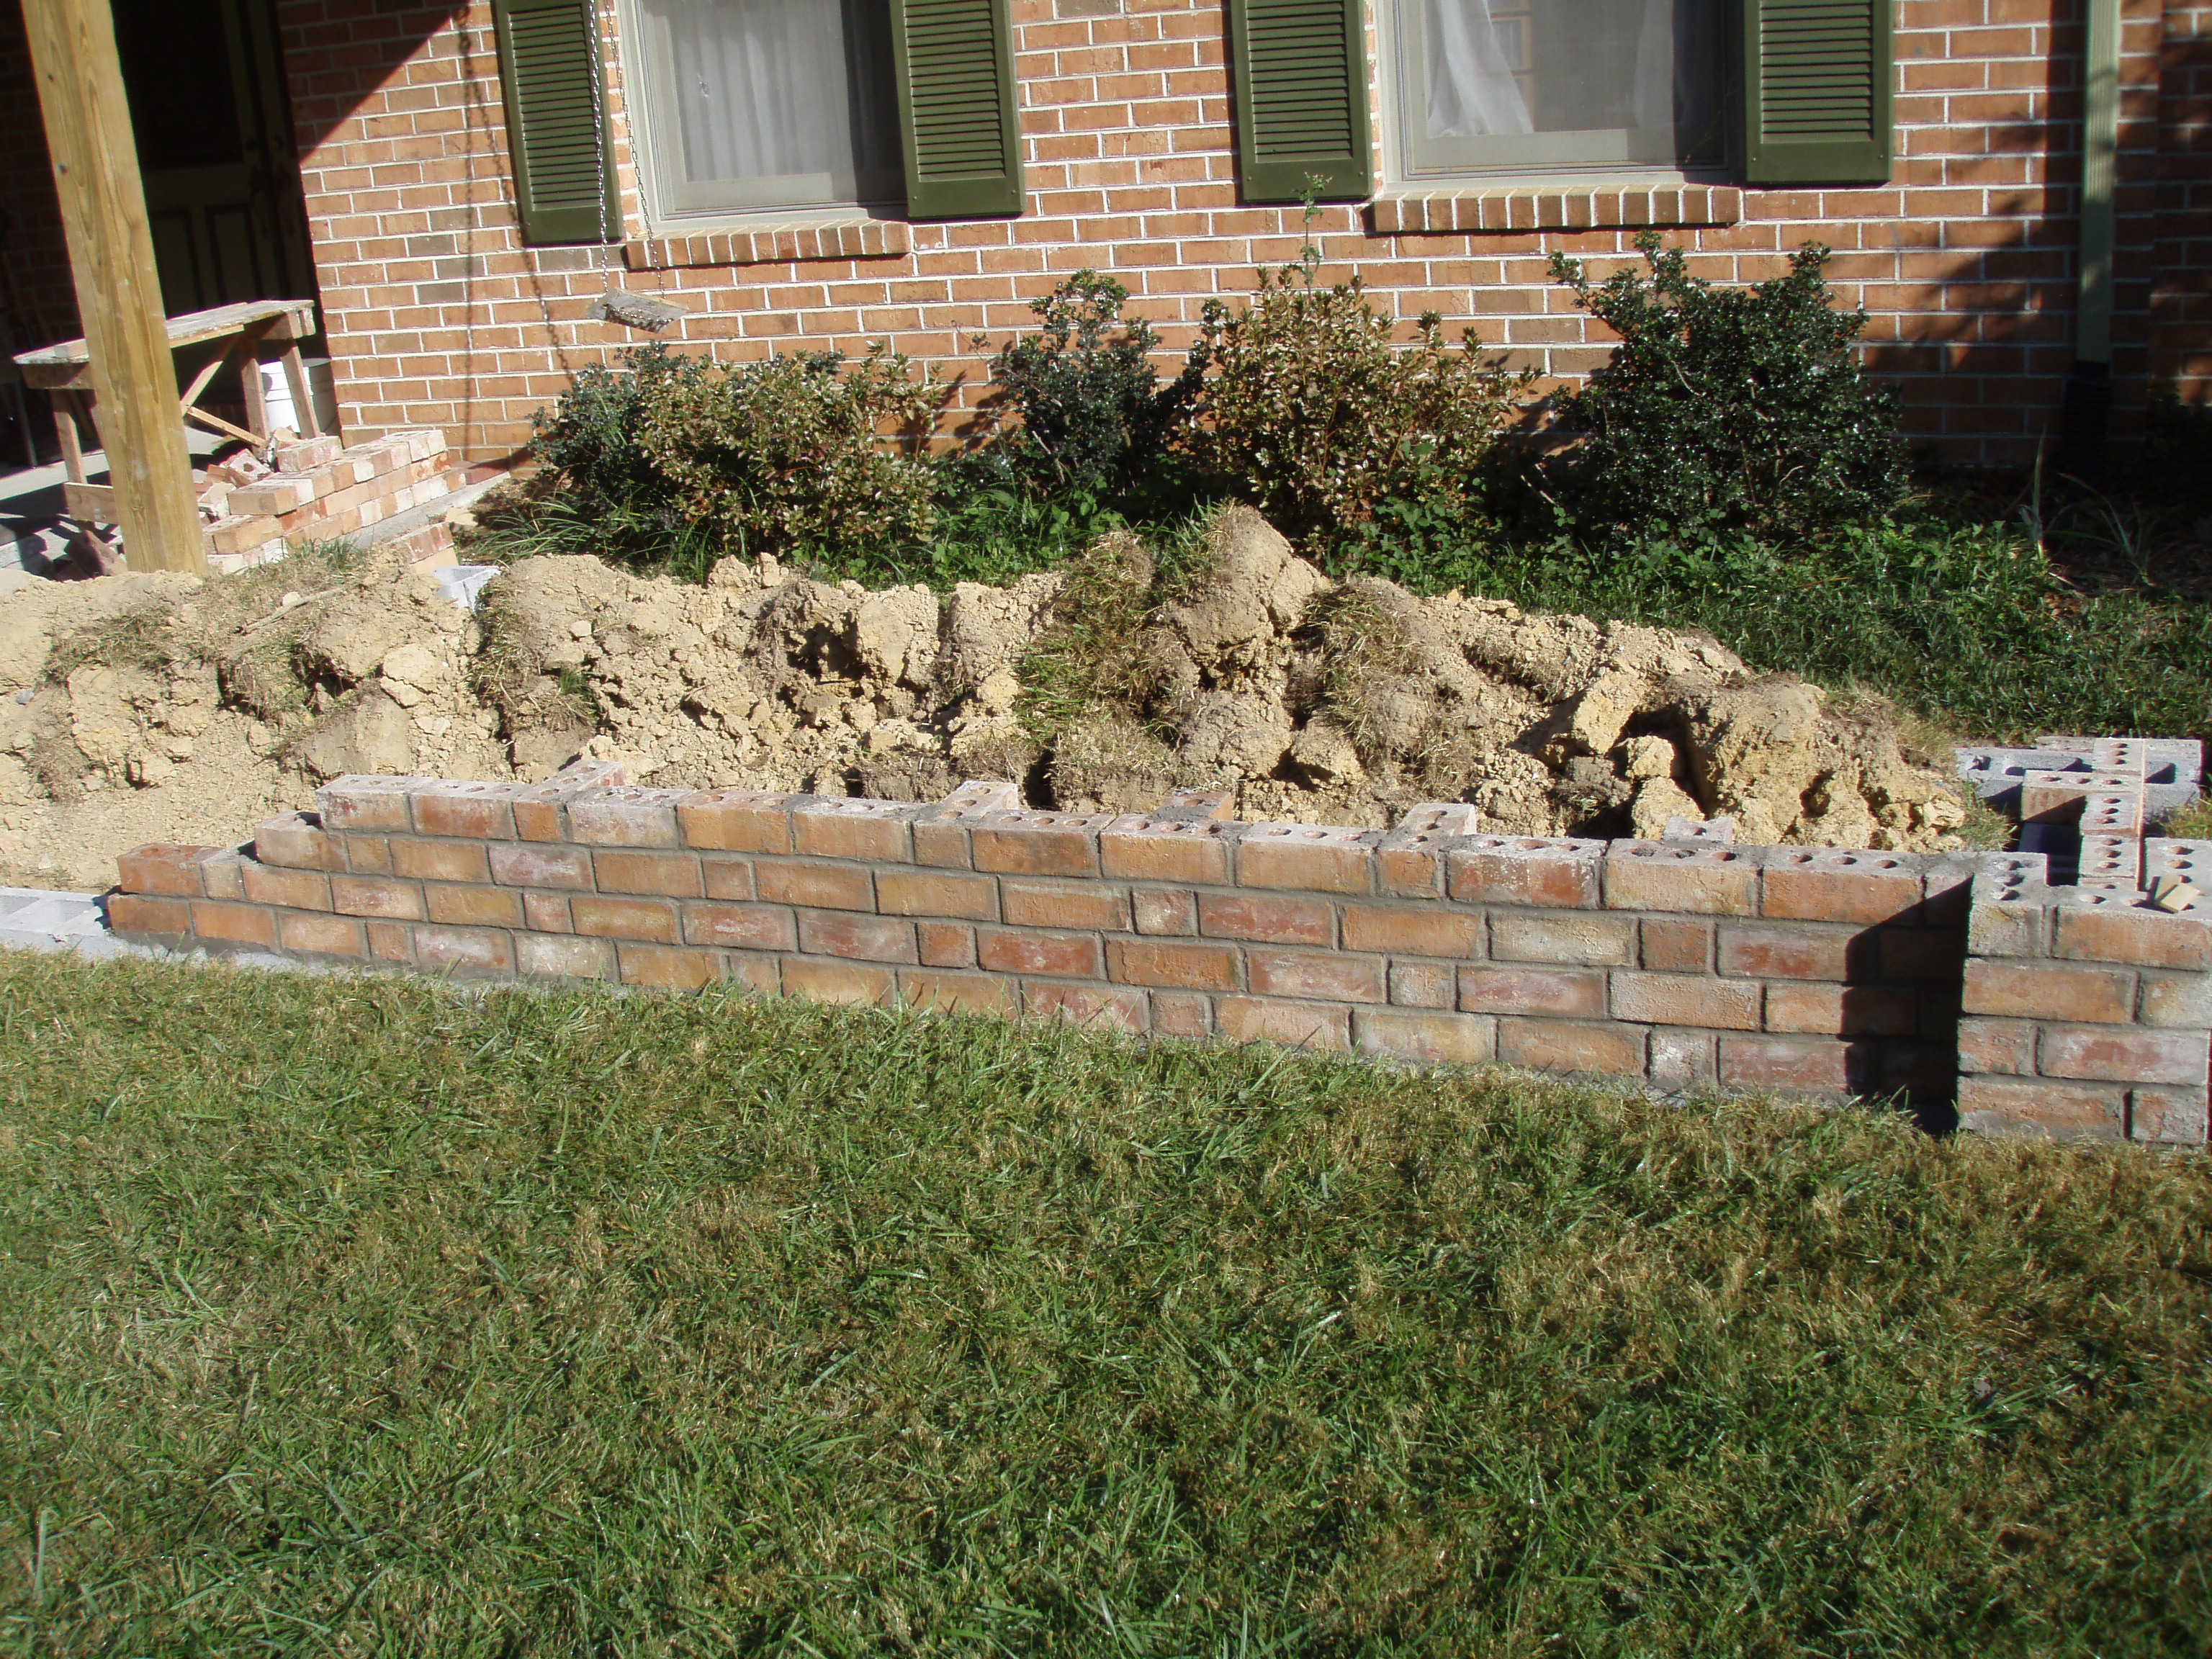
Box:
left=21, top=0, right=205, bottom=575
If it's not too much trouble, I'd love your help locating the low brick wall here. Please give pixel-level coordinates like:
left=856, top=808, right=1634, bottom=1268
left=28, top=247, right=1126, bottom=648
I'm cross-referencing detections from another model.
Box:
left=103, top=764, right=2211, bottom=1145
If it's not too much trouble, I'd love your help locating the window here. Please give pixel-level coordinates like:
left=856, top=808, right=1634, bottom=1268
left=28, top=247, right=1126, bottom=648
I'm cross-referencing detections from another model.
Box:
left=626, top=0, right=905, bottom=217
left=1389, top=0, right=1726, bottom=179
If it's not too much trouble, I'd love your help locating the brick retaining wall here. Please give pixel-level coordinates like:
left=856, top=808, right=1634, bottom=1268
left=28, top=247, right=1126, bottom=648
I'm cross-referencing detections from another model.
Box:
left=103, top=762, right=2212, bottom=1144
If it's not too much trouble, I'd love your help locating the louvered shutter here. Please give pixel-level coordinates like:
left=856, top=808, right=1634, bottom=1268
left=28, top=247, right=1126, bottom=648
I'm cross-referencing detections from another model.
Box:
left=493, top=0, right=619, bottom=244
left=1226, top=0, right=1371, bottom=204
left=889, top=0, right=1024, bottom=219
left=1739, top=0, right=1894, bottom=184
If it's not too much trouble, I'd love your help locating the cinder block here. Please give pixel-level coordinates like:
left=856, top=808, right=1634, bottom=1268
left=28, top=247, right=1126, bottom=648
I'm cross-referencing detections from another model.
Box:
left=1354, top=1007, right=1496, bottom=1065
left=1761, top=848, right=1924, bottom=925
left=1604, top=842, right=1761, bottom=916
left=1100, top=817, right=1236, bottom=885
left=1446, top=835, right=1604, bottom=909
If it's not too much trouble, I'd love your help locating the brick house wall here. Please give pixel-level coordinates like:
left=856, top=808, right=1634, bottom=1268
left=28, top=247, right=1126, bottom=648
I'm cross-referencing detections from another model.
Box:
left=261, top=0, right=2210, bottom=468
left=1, top=1, right=2207, bottom=464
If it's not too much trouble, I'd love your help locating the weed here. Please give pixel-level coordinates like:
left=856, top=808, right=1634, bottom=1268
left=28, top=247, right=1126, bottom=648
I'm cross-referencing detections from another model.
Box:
left=2155, top=795, right=2212, bottom=840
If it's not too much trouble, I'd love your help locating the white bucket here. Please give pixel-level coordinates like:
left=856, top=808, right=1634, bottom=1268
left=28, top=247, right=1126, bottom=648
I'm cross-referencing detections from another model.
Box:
left=258, top=358, right=340, bottom=436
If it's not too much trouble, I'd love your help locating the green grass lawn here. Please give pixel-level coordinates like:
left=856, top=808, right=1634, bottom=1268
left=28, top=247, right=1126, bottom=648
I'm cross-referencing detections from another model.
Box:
left=2, top=951, right=2208, bottom=1656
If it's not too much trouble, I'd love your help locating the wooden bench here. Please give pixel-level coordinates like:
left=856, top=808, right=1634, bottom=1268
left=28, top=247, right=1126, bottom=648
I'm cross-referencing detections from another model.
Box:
left=13, top=298, right=320, bottom=523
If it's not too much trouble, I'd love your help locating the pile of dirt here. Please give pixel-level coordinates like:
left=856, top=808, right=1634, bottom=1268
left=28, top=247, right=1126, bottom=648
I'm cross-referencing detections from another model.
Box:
left=0, top=508, right=1969, bottom=890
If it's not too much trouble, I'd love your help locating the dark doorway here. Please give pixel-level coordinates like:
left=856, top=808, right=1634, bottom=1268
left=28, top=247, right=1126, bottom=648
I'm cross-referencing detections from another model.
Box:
left=112, top=0, right=320, bottom=336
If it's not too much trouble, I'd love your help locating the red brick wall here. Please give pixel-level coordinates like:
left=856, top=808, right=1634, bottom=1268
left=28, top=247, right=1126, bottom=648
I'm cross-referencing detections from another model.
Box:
left=261, top=0, right=2210, bottom=467
left=2154, top=0, right=2212, bottom=391
left=107, top=763, right=2212, bottom=1143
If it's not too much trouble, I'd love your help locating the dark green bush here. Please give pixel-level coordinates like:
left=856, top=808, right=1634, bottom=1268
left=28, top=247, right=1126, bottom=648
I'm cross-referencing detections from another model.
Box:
left=516, top=341, right=945, bottom=569
left=1545, top=233, right=1908, bottom=542
left=1182, top=243, right=1531, bottom=552
left=987, top=269, right=1198, bottom=499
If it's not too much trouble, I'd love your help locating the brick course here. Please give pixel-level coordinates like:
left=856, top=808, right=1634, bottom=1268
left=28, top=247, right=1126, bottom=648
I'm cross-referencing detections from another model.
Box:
left=107, top=759, right=2210, bottom=1146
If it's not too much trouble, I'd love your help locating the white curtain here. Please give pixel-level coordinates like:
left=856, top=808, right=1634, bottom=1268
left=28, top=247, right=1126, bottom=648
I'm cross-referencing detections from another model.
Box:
left=645, top=0, right=893, bottom=189
left=1426, top=0, right=1531, bottom=137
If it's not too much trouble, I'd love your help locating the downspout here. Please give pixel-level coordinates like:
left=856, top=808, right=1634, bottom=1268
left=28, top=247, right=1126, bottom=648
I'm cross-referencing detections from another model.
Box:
left=2059, top=0, right=2122, bottom=479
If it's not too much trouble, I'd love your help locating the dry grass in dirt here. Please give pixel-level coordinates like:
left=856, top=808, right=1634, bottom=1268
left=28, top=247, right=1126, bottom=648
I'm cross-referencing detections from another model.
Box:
left=1, top=948, right=2208, bottom=1654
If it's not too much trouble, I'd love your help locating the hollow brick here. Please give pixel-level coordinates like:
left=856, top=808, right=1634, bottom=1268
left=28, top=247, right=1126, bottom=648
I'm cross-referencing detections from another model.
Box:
left=117, top=843, right=220, bottom=897
left=1248, top=949, right=1386, bottom=1004
left=978, top=927, right=1102, bottom=978
left=971, top=812, right=1108, bottom=876
left=593, top=850, right=703, bottom=897
left=414, top=925, right=515, bottom=975
left=567, top=787, right=686, bottom=848
left=489, top=842, right=593, bottom=889
left=899, top=969, right=1019, bottom=1016
left=1613, top=971, right=1761, bottom=1030
left=106, top=893, right=192, bottom=935
left=1236, top=824, right=1378, bottom=894
left=1341, top=904, right=1485, bottom=958
left=240, top=861, right=333, bottom=912
left=1197, top=892, right=1331, bottom=945
left=426, top=884, right=525, bottom=930
left=391, top=839, right=491, bottom=884
left=876, top=870, right=999, bottom=920
left=792, top=799, right=915, bottom=862
left=518, top=933, right=615, bottom=980
left=1760, top=850, right=1924, bottom=924
left=571, top=895, right=680, bottom=943
left=1489, top=912, right=1634, bottom=966
left=2129, top=1086, right=2210, bottom=1145
left=1025, top=981, right=1151, bottom=1033
left=1446, top=837, right=1601, bottom=908
left=1459, top=966, right=1606, bottom=1018
left=410, top=780, right=522, bottom=840
left=1496, top=1017, right=1647, bottom=1076
left=2038, top=1025, right=2211, bottom=1086
left=511, top=760, right=629, bottom=841
left=800, top=912, right=919, bottom=963
left=782, top=958, right=896, bottom=1007
left=1957, top=1076, right=2126, bottom=1140
left=1002, top=879, right=1128, bottom=931
left=917, top=920, right=977, bottom=967
left=276, top=910, right=368, bottom=957
left=1718, top=1035, right=1863, bottom=1094
left=254, top=814, right=346, bottom=872
left=1216, top=996, right=1347, bottom=1051
left=318, top=775, right=422, bottom=833
left=331, top=875, right=426, bottom=921
left=2053, top=897, right=2212, bottom=971
left=1962, top=959, right=2134, bottom=1023
left=678, top=789, right=804, bottom=853
left=1354, top=1007, right=1495, bottom=1066
left=682, top=902, right=796, bottom=953
left=1604, top=843, right=1761, bottom=915
left=757, top=860, right=876, bottom=912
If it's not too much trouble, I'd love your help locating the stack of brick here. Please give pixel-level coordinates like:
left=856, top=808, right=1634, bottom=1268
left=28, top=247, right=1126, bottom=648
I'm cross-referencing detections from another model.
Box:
left=102, top=760, right=2208, bottom=1145
left=199, top=428, right=464, bottom=573
left=1958, top=843, right=2212, bottom=1144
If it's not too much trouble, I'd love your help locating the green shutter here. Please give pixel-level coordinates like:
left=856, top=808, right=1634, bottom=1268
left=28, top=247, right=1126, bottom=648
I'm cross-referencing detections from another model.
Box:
left=1740, top=0, right=1894, bottom=184
left=1226, top=0, right=1371, bottom=204
left=493, top=0, right=619, bottom=245
left=889, top=0, right=1024, bottom=219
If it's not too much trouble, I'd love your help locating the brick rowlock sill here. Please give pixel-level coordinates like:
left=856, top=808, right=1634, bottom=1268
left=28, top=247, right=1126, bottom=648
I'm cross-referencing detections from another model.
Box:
left=106, top=737, right=2212, bottom=1147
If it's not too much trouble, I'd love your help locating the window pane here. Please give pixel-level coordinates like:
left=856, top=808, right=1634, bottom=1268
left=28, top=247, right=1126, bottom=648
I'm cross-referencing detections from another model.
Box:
left=1401, top=0, right=1723, bottom=175
left=637, top=0, right=902, bottom=215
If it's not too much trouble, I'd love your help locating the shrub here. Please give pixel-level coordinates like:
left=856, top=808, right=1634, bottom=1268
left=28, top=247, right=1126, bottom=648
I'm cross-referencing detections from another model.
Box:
left=1545, top=233, right=1909, bottom=542
left=988, top=269, right=1198, bottom=498
left=520, top=341, right=945, bottom=568
left=1182, top=240, right=1531, bottom=552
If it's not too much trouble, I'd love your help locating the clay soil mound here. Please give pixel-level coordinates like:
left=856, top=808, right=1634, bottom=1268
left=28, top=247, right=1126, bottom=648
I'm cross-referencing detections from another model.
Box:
left=0, top=507, right=1967, bottom=890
